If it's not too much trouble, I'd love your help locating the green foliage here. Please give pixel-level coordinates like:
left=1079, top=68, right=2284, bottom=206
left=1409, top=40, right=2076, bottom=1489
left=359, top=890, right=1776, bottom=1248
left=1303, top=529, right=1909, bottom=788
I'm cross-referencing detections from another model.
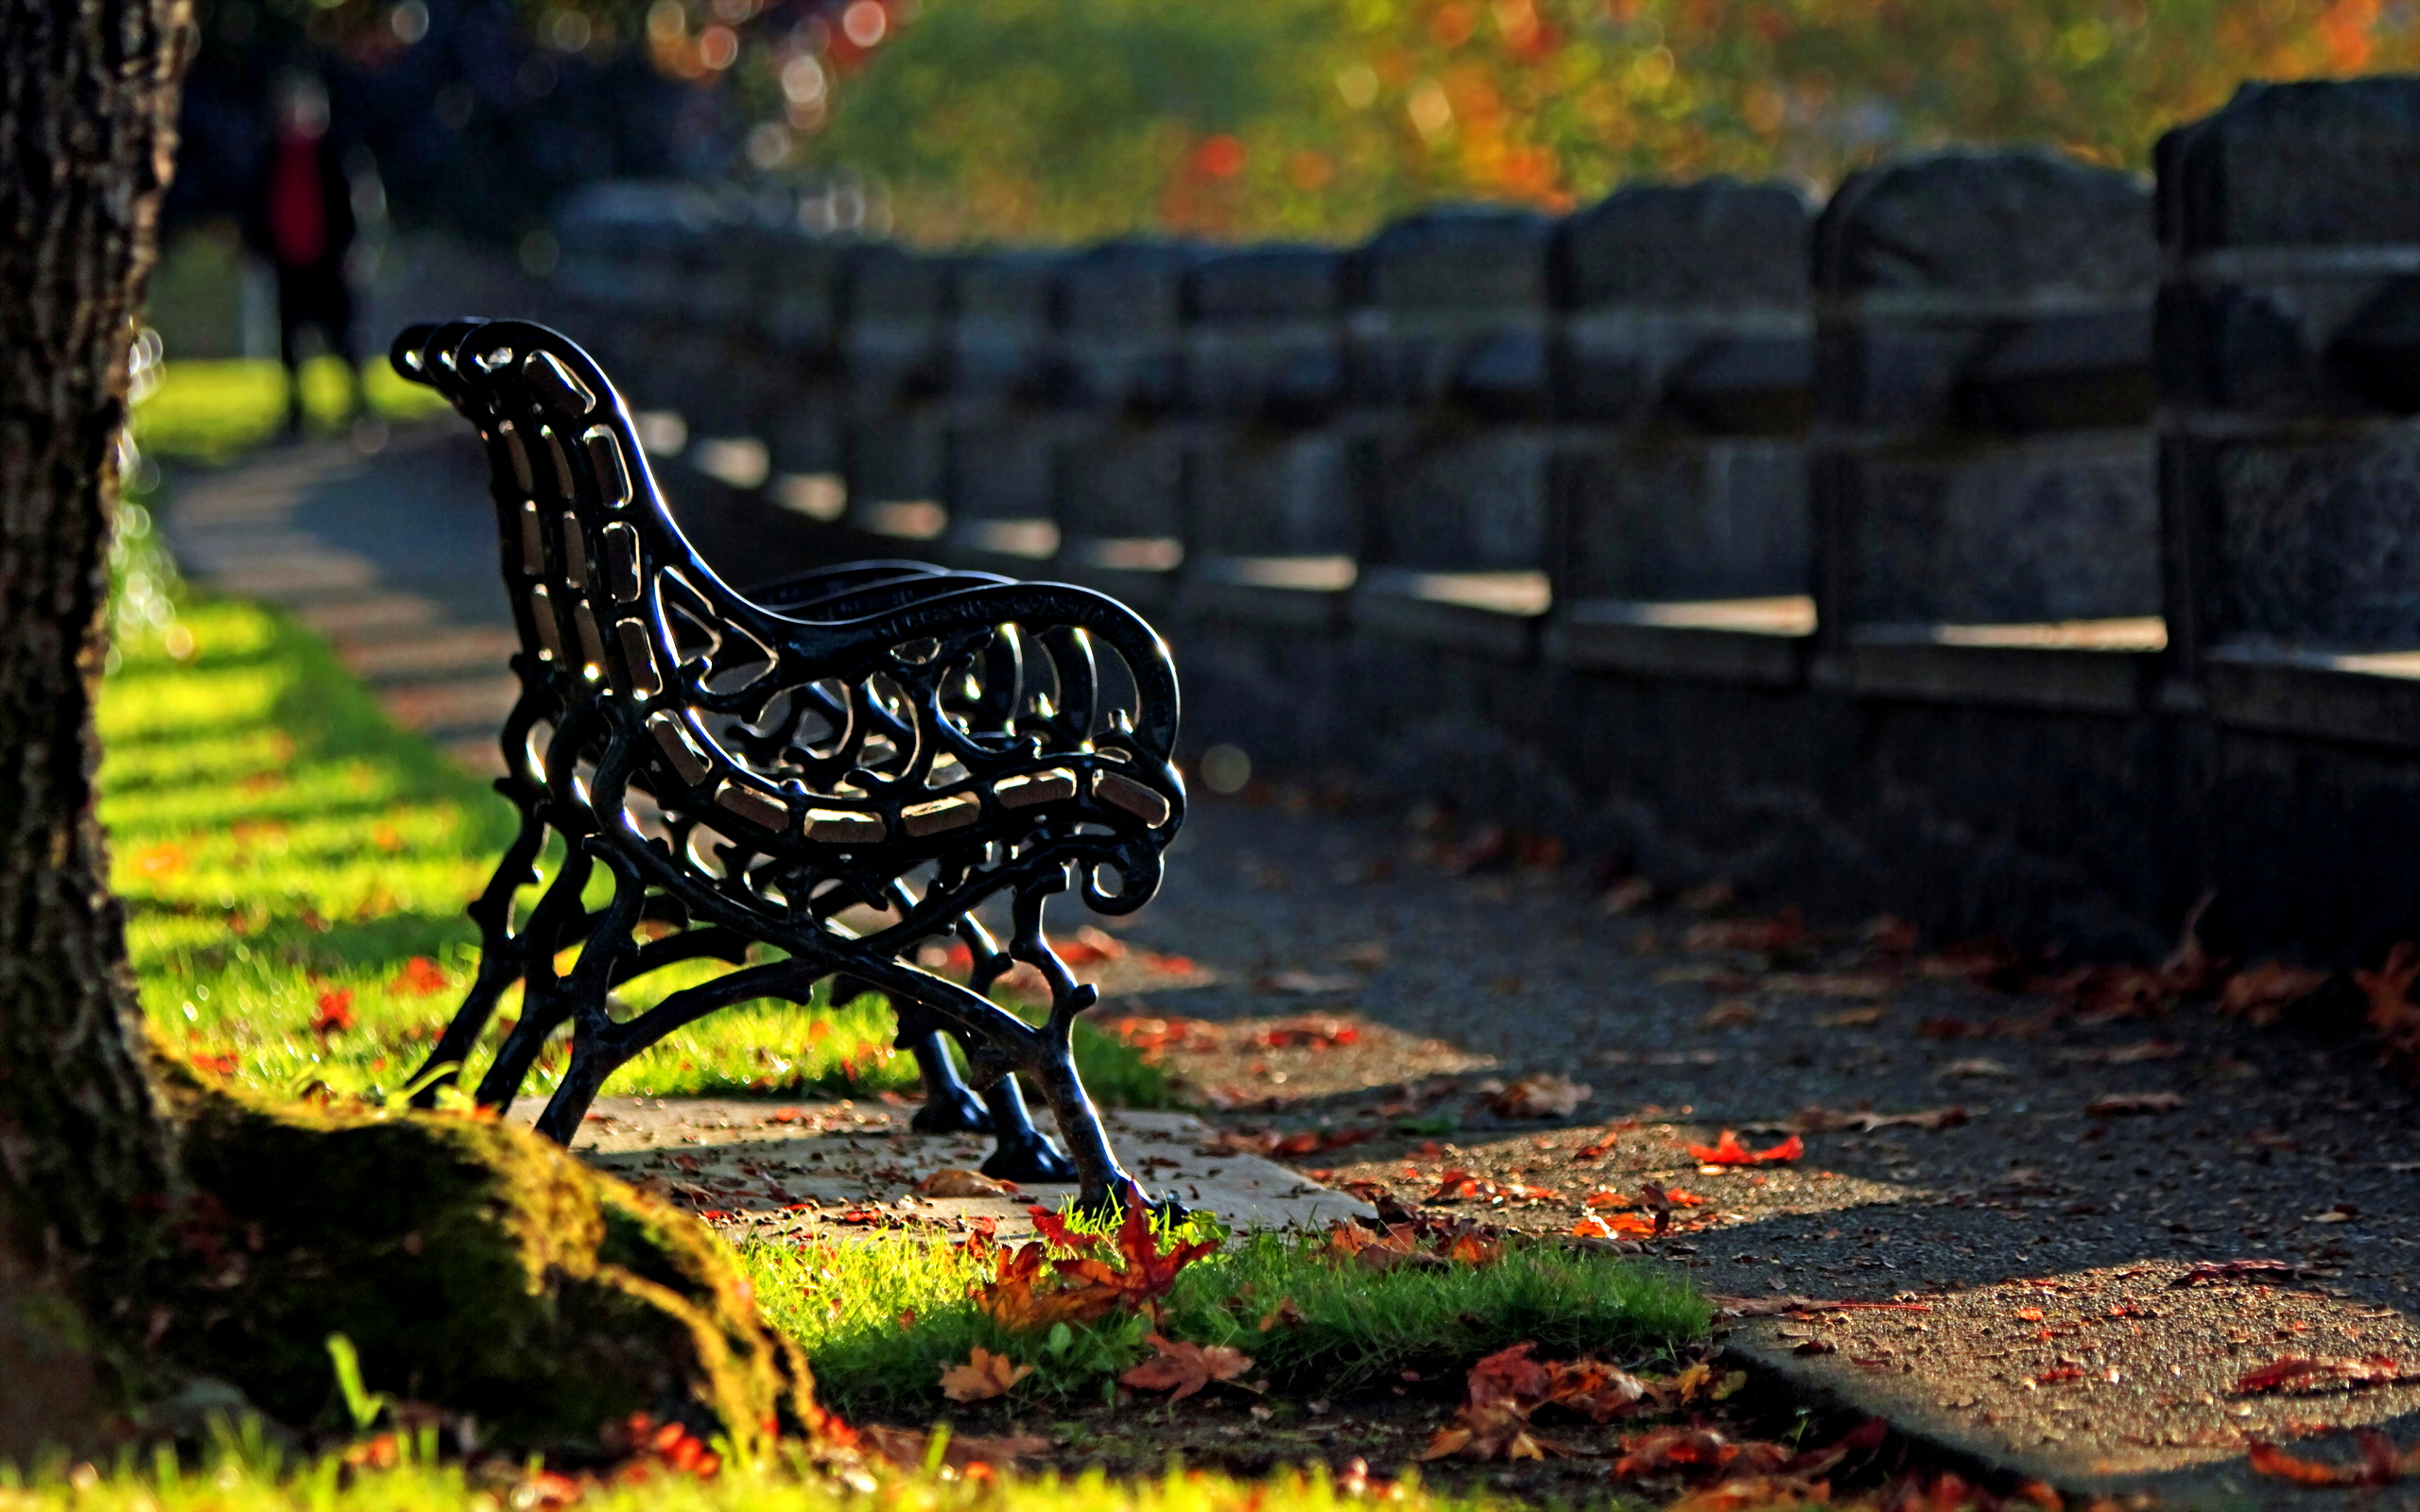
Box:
left=795, top=0, right=2420, bottom=246
left=737, top=1224, right=1706, bottom=1418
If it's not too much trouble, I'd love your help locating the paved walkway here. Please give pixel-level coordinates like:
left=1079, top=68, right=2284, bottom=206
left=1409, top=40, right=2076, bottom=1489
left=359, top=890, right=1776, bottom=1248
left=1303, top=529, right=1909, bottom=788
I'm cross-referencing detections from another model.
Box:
left=164, top=426, right=519, bottom=774
left=160, top=436, right=2420, bottom=1505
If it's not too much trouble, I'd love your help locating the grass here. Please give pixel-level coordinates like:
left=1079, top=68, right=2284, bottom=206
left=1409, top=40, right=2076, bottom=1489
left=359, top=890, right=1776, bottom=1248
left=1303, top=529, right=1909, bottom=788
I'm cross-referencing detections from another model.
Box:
left=740, top=1223, right=1711, bottom=1419
left=0, top=1439, right=1495, bottom=1512
left=98, top=515, right=1165, bottom=1114
left=131, top=356, right=452, bottom=463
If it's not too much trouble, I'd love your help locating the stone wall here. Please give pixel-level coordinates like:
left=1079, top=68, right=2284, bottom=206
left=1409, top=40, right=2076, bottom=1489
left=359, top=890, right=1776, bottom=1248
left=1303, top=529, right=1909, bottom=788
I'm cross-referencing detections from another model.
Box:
left=542, top=78, right=2420, bottom=964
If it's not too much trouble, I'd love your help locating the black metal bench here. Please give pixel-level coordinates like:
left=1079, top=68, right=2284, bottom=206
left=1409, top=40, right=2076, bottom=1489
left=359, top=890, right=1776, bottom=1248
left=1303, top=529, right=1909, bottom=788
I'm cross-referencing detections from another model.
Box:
left=389, top=318, right=1186, bottom=1212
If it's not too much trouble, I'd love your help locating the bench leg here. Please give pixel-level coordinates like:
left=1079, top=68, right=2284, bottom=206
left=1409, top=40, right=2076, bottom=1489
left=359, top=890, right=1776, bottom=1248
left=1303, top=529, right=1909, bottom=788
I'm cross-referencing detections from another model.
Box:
left=905, top=1029, right=994, bottom=1134
left=1025, top=1022, right=1145, bottom=1217
left=975, top=1073, right=1077, bottom=1184
left=408, top=798, right=550, bottom=1107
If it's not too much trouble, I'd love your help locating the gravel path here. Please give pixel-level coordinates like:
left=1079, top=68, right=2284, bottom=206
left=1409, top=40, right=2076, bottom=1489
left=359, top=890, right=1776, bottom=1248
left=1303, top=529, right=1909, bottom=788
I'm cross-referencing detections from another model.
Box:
left=1098, top=792, right=2420, bottom=1502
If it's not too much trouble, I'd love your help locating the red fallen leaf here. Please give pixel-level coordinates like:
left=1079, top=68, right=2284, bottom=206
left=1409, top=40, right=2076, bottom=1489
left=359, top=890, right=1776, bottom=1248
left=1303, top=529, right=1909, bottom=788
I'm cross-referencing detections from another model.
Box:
left=1685, top=1131, right=1803, bottom=1165
left=2170, top=1258, right=2302, bottom=1287
left=1573, top=1212, right=1657, bottom=1239
left=310, top=988, right=354, bottom=1036
left=388, top=955, right=448, bottom=997
left=1680, top=909, right=1807, bottom=954
left=1141, top=951, right=1197, bottom=975
left=1274, top=1126, right=1374, bottom=1157
left=2233, top=1354, right=2413, bottom=1395
left=2219, top=962, right=2332, bottom=1027
left=1053, top=925, right=1128, bottom=968
left=1614, top=1426, right=1791, bottom=1483
left=1118, top=1332, right=1254, bottom=1401
left=2028, top=1366, right=2084, bottom=1385
left=1257, top=1015, right=1359, bottom=1049
left=2248, top=1433, right=2410, bottom=1487
left=2356, top=941, right=2420, bottom=1077
left=1028, top=1205, right=1109, bottom=1257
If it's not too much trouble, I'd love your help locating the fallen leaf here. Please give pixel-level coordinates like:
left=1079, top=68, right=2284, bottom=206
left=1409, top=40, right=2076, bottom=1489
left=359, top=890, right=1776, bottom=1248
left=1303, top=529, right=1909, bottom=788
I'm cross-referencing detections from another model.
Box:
left=1054, top=924, right=1129, bottom=968
left=939, top=1346, right=1034, bottom=1402
left=1601, top=877, right=1656, bottom=915
left=1682, top=909, right=1806, bottom=954
left=1614, top=1426, right=1790, bottom=1483
left=1486, top=1074, right=1591, bottom=1119
left=388, top=955, right=448, bottom=997
left=860, top=1424, right=1053, bottom=1471
left=2233, top=1354, right=2413, bottom=1396
left=1700, top=1001, right=1758, bottom=1029
left=310, top=989, right=355, bottom=1037
left=2171, top=1259, right=2303, bottom=1287
left=1255, top=1014, right=1360, bottom=1048
left=1572, top=1212, right=1656, bottom=1239
left=917, top=1168, right=1014, bottom=1198
left=1795, top=1107, right=1968, bottom=1133
left=2085, top=1091, right=2185, bottom=1117
left=2247, top=1433, right=2411, bottom=1488
left=1685, top=1131, right=1803, bottom=1166
left=2356, top=941, right=2420, bottom=1079
left=1941, top=1057, right=2016, bottom=1079
left=2219, top=963, right=2331, bottom=1027
left=1118, top=1332, right=1253, bottom=1401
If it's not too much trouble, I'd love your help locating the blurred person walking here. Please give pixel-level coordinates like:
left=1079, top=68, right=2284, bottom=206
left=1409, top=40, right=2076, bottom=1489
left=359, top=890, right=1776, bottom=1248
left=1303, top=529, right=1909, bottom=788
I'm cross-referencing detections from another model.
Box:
left=251, top=71, right=363, bottom=437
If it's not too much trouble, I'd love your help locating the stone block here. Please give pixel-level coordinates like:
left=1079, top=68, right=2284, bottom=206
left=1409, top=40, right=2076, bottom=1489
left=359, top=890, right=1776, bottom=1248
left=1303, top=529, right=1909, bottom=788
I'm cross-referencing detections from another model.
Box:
left=1835, top=432, right=2159, bottom=626
left=1184, top=245, right=1346, bottom=421
left=840, top=244, right=949, bottom=407
left=2158, top=77, right=2420, bottom=253
left=1557, top=439, right=1807, bottom=603
left=1351, top=207, right=1554, bottom=413
left=949, top=251, right=1059, bottom=405
left=1056, top=241, right=1194, bottom=413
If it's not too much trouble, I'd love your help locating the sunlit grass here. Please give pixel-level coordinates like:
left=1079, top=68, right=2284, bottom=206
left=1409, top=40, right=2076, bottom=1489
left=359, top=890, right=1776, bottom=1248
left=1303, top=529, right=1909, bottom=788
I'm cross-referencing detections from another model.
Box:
left=740, top=1222, right=1710, bottom=1418
left=131, top=356, right=452, bottom=463
left=99, top=569, right=1164, bottom=1111
left=0, top=1437, right=1493, bottom=1511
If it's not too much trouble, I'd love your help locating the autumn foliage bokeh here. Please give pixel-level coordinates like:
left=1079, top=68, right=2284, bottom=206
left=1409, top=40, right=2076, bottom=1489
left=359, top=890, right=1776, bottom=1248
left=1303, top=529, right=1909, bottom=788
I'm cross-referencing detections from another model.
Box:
left=763, top=0, right=2420, bottom=244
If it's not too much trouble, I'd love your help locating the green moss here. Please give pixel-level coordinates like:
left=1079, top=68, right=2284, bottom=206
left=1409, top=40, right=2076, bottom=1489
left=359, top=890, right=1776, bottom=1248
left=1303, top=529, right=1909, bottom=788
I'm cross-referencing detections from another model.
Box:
left=162, top=1068, right=814, bottom=1455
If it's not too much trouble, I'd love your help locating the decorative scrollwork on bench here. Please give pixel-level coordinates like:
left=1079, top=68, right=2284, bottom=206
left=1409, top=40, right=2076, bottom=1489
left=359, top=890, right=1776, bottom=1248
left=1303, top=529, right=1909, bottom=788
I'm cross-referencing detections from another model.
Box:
left=390, top=318, right=1186, bottom=1213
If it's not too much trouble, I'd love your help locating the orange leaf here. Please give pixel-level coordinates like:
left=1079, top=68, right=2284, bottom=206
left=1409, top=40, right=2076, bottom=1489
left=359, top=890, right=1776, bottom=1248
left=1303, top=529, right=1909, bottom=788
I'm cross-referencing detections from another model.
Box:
left=1116, top=1332, right=1253, bottom=1401
left=2247, top=1433, right=2408, bottom=1487
left=939, top=1346, right=1033, bottom=1402
left=311, top=988, right=355, bottom=1036
left=1685, top=1131, right=1803, bottom=1165
left=388, top=955, right=449, bottom=997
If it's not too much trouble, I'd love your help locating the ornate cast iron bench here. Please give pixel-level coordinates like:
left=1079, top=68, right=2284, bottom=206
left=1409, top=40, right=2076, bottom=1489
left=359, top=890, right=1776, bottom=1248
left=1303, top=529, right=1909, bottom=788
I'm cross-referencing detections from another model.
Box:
left=389, top=318, right=1186, bottom=1212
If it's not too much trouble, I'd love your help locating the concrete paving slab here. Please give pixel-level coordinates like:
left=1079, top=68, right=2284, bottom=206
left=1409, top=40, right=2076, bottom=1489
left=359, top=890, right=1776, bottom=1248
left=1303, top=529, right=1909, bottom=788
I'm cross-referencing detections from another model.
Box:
left=542, top=1096, right=1374, bottom=1242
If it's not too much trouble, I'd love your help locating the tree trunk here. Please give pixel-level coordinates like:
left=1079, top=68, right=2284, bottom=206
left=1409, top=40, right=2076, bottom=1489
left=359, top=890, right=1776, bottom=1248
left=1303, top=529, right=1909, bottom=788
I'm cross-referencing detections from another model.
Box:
left=0, top=6, right=820, bottom=1461
left=0, top=0, right=194, bottom=1444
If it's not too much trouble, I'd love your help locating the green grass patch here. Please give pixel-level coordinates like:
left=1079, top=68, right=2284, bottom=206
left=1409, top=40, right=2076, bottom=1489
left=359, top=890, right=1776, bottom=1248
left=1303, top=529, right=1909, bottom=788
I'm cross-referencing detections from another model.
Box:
left=132, top=356, right=452, bottom=463
left=0, top=1438, right=1495, bottom=1511
left=100, top=524, right=1164, bottom=1112
left=740, top=1225, right=1709, bottom=1419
